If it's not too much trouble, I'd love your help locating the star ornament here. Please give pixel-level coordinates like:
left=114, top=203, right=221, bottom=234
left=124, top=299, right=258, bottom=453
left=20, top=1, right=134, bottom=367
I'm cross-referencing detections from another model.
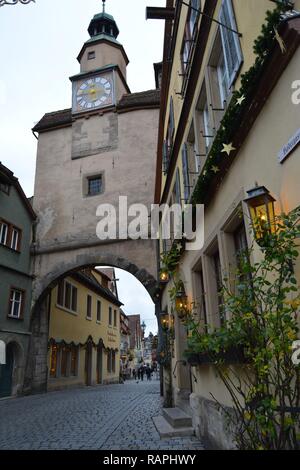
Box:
left=211, top=165, right=220, bottom=174
left=236, top=95, right=245, bottom=105
left=221, top=142, right=236, bottom=156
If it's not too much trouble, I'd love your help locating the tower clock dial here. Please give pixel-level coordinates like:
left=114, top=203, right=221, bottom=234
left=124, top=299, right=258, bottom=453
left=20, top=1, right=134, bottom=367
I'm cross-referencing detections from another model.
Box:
left=72, top=73, right=114, bottom=113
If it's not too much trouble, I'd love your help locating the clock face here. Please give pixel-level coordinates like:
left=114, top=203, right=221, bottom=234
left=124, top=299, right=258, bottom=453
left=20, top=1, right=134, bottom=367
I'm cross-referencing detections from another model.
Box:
left=73, top=74, right=114, bottom=113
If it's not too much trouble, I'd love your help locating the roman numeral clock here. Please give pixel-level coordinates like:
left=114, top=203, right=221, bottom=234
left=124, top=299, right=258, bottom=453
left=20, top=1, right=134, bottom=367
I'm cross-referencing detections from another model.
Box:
left=71, top=71, right=115, bottom=114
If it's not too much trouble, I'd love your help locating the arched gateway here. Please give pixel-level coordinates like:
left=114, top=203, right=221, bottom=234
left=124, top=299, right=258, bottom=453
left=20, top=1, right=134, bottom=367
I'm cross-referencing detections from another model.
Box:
left=24, top=7, right=161, bottom=394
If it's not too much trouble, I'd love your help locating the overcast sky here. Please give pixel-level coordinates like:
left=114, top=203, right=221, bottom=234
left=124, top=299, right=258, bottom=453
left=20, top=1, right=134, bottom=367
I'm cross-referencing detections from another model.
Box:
left=0, top=0, right=164, bottom=335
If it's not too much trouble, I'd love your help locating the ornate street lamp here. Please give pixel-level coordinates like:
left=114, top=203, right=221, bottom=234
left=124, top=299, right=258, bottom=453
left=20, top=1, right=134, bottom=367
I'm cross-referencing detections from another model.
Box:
left=159, top=269, right=169, bottom=284
left=160, top=311, right=169, bottom=329
left=0, top=0, right=35, bottom=6
left=244, top=185, right=276, bottom=245
left=175, top=284, right=189, bottom=320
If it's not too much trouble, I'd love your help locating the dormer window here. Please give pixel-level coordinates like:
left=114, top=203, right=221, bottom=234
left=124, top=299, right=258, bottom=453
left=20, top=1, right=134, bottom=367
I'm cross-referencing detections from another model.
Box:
left=88, top=51, right=96, bottom=60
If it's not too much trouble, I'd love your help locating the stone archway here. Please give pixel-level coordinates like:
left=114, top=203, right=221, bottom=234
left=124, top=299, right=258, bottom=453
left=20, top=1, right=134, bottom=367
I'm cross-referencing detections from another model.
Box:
left=24, top=247, right=160, bottom=395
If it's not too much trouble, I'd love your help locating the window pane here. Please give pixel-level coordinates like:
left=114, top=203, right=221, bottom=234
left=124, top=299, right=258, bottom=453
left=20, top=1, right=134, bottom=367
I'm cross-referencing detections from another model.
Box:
left=97, top=301, right=101, bottom=322
left=9, top=290, right=22, bottom=318
left=88, top=177, right=102, bottom=196
left=11, top=229, right=19, bottom=250
left=57, top=281, right=64, bottom=306
left=65, top=282, right=71, bottom=310
left=109, top=307, right=112, bottom=325
left=0, top=223, right=8, bottom=245
left=219, top=0, right=242, bottom=86
left=113, top=310, right=117, bottom=327
left=87, top=295, right=92, bottom=318
left=71, top=286, right=77, bottom=312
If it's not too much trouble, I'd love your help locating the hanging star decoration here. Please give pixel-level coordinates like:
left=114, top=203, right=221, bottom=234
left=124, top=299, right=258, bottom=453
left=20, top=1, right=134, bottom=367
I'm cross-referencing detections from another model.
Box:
left=236, top=95, right=246, bottom=105
left=175, top=242, right=182, bottom=251
left=211, top=165, right=220, bottom=174
left=274, top=27, right=287, bottom=54
left=221, top=142, right=236, bottom=156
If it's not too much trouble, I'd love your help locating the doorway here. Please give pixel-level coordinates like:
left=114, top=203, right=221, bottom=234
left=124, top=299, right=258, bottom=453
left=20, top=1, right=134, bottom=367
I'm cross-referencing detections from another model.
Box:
left=97, top=344, right=103, bottom=384
left=0, top=343, right=14, bottom=398
left=85, top=342, right=93, bottom=386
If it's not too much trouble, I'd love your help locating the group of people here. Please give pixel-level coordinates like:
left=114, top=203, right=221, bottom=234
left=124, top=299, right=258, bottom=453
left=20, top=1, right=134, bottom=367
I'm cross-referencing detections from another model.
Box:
left=132, top=364, right=155, bottom=381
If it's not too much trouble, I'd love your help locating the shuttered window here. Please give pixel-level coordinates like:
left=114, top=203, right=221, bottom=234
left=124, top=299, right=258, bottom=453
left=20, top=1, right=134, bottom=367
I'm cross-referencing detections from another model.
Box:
left=181, top=144, right=190, bottom=203
left=219, top=0, right=242, bottom=87
left=175, top=168, right=181, bottom=206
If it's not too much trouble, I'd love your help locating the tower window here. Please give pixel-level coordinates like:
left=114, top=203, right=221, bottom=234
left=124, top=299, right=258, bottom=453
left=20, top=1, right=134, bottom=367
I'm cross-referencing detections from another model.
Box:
left=88, top=176, right=103, bottom=196
left=88, top=51, right=96, bottom=60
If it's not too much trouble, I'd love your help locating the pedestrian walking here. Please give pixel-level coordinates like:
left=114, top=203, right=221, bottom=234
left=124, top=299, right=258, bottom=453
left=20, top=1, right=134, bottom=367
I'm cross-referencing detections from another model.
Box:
left=140, top=366, right=145, bottom=381
left=132, top=369, right=136, bottom=380
left=146, top=366, right=151, bottom=381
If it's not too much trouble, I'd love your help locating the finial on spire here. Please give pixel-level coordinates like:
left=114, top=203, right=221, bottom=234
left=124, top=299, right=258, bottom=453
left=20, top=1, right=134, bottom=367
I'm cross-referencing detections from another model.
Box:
left=102, top=0, right=106, bottom=13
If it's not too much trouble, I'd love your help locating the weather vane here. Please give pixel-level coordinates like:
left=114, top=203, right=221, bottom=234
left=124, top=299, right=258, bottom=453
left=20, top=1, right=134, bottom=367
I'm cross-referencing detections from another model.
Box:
left=0, top=0, right=35, bottom=6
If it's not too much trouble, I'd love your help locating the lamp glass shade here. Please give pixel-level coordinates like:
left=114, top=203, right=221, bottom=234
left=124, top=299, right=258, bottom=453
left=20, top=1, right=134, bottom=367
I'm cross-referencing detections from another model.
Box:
left=159, top=270, right=169, bottom=283
left=245, top=186, right=276, bottom=240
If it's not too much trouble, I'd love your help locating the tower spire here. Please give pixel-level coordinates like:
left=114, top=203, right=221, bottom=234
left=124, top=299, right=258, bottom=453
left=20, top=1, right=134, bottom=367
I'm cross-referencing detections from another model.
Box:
left=102, top=0, right=106, bottom=13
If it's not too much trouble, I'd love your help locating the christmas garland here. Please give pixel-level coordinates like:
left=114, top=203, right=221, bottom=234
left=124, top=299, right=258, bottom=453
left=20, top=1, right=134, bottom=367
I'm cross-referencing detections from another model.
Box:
left=191, top=5, right=291, bottom=205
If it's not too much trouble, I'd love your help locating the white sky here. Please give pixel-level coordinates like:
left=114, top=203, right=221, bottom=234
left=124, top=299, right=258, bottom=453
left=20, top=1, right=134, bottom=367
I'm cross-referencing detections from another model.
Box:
left=0, top=0, right=164, bottom=334
left=115, top=269, right=157, bottom=336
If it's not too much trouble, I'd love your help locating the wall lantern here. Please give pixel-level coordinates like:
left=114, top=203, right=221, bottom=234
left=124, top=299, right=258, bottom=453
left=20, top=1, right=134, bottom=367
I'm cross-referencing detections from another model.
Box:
left=244, top=186, right=276, bottom=245
left=159, top=269, right=169, bottom=284
left=160, top=311, right=169, bottom=329
left=175, top=285, right=189, bottom=319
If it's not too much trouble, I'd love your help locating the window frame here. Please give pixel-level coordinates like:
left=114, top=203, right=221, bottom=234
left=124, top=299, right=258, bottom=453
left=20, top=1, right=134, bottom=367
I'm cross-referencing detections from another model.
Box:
left=56, top=279, right=78, bottom=314
left=97, top=299, right=102, bottom=323
left=0, top=220, right=22, bottom=252
left=8, top=287, right=25, bottom=320
left=86, top=294, right=92, bottom=320
left=10, top=228, right=19, bottom=251
left=87, top=50, right=96, bottom=60
left=219, top=0, right=243, bottom=88
left=109, top=306, right=113, bottom=326
left=0, top=222, right=8, bottom=246
left=88, top=175, right=103, bottom=197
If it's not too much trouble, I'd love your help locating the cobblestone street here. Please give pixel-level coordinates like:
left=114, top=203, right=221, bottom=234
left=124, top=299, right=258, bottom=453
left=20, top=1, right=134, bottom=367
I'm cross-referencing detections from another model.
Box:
left=0, top=380, right=204, bottom=450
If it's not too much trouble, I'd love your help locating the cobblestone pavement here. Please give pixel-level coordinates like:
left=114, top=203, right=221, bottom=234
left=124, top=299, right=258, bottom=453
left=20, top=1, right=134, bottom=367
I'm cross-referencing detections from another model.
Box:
left=0, top=380, right=204, bottom=450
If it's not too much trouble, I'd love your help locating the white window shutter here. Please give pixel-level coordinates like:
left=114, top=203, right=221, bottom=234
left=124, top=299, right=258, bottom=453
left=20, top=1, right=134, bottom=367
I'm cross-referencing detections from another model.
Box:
left=181, top=144, right=190, bottom=202
left=219, top=0, right=243, bottom=87
left=0, top=340, right=5, bottom=365
left=175, top=168, right=182, bottom=205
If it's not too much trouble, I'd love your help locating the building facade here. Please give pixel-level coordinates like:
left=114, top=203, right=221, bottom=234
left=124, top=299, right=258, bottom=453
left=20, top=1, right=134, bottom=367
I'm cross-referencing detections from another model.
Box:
left=128, top=314, right=144, bottom=366
left=120, top=309, right=131, bottom=377
left=0, top=163, right=36, bottom=398
left=48, top=268, right=122, bottom=390
left=155, top=0, right=300, bottom=449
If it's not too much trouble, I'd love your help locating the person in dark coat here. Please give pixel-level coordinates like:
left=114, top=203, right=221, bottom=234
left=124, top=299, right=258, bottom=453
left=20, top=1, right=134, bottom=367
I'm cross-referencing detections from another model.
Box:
left=146, top=366, right=152, bottom=381
left=140, top=366, right=145, bottom=381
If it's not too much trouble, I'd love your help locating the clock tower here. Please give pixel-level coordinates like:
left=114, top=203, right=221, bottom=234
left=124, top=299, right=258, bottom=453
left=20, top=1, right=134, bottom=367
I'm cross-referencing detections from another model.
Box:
left=29, top=0, right=161, bottom=395
left=71, top=0, right=130, bottom=115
